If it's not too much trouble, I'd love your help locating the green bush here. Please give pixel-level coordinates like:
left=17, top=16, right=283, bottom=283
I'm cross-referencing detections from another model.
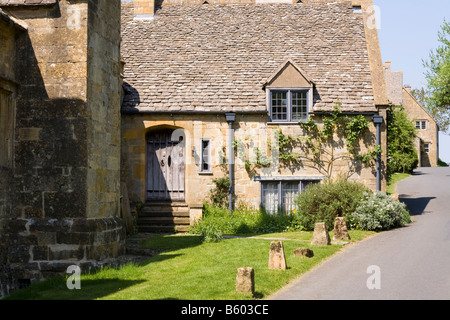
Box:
left=293, top=179, right=370, bottom=231
left=349, top=192, right=411, bottom=231
left=189, top=202, right=294, bottom=236
left=198, top=223, right=224, bottom=243
left=208, top=177, right=231, bottom=209
left=438, top=158, right=449, bottom=167
left=386, top=105, right=419, bottom=181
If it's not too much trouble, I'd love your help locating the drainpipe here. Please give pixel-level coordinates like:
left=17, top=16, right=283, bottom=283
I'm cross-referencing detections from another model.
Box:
left=226, top=113, right=236, bottom=212
left=373, top=115, right=384, bottom=192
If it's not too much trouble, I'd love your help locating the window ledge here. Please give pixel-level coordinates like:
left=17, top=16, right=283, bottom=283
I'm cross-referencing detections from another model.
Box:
left=199, top=171, right=213, bottom=176
left=267, top=121, right=307, bottom=125
left=254, top=176, right=324, bottom=181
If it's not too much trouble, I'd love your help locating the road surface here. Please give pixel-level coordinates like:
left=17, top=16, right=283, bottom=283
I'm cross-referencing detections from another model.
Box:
left=269, top=167, right=450, bottom=300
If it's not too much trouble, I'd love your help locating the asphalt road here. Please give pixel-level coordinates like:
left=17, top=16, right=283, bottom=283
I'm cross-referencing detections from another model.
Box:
left=269, top=167, right=450, bottom=300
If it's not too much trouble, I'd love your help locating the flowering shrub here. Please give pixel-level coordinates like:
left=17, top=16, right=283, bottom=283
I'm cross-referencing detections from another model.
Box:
left=293, top=179, right=370, bottom=231
left=349, top=192, right=411, bottom=231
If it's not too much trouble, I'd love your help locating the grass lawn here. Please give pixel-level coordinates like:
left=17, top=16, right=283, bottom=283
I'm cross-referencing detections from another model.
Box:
left=3, top=230, right=375, bottom=300
left=387, top=173, right=412, bottom=195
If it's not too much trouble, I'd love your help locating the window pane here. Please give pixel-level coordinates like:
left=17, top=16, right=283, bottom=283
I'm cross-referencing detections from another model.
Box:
left=421, top=121, right=426, bottom=130
left=291, top=91, right=308, bottom=121
left=282, top=182, right=299, bottom=214
left=415, top=121, right=421, bottom=129
left=201, top=140, right=210, bottom=171
left=262, top=182, right=279, bottom=214
left=271, top=91, right=287, bottom=121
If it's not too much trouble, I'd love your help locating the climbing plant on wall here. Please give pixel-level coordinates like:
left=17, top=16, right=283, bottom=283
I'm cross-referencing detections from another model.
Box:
left=236, top=103, right=380, bottom=180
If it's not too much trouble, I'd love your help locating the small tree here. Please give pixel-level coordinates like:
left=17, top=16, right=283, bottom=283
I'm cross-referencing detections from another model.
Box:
left=295, top=106, right=377, bottom=179
left=422, top=19, right=450, bottom=133
left=386, top=105, right=418, bottom=180
left=234, top=102, right=379, bottom=180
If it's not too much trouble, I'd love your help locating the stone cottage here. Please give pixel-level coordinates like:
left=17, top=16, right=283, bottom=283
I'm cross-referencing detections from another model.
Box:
left=0, top=0, right=389, bottom=297
left=383, top=62, right=439, bottom=167
left=0, top=0, right=124, bottom=296
left=120, top=0, right=390, bottom=232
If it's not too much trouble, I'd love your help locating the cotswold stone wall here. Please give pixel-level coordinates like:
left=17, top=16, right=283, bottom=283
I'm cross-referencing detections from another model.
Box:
left=86, top=0, right=122, bottom=219
left=0, top=10, right=21, bottom=298
left=402, top=88, right=439, bottom=167
left=121, top=113, right=383, bottom=216
left=0, top=0, right=124, bottom=297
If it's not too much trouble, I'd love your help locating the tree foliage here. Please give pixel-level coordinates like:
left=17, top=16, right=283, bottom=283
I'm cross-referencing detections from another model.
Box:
left=386, top=105, right=418, bottom=180
left=422, top=19, right=450, bottom=133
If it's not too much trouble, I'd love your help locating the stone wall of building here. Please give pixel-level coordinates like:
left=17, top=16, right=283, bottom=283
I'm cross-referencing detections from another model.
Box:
left=86, top=0, right=122, bottom=220
left=0, top=0, right=124, bottom=297
left=403, top=87, right=439, bottom=167
left=383, top=62, right=403, bottom=106
left=0, top=9, right=23, bottom=298
left=121, top=112, right=383, bottom=219
left=383, top=62, right=439, bottom=168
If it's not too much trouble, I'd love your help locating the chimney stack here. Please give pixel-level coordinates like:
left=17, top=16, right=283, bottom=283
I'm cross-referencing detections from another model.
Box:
left=134, top=0, right=155, bottom=20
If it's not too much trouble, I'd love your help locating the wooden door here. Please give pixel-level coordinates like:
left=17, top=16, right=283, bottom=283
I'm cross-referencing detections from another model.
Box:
left=146, top=129, right=185, bottom=201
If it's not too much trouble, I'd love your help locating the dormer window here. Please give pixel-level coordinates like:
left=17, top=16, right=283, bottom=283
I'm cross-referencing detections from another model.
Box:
left=270, top=89, right=309, bottom=122
left=264, top=60, right=314, bottom=123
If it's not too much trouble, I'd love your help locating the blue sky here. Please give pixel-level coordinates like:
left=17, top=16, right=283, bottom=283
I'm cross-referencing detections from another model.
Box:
left=373, top=0, right=450, bottom=162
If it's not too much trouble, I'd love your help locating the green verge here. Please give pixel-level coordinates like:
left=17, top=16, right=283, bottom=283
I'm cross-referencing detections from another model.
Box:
left=386, top=172, right=412, bottom=195
left=3, top=231, right=374, bottom=300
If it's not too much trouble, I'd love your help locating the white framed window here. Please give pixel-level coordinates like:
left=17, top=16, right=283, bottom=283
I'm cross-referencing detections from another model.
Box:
left=424, top=143, right=430, bottom=153
left=201, top=139, right=211, bottom=172
left=261, top=179, right=320, bottom=214
left=416, top=120, right=426, bottom=130
left=269, top=89, right=310, bottom=123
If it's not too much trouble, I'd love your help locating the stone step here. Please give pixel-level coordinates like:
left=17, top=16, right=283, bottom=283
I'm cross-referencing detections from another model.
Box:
left=137, top=217, right=190, bottom=225
left=138, top=225, right=190, bottom=233
left=142, top=202, right=189, bottom=212
left=137, top=202, right=191, bottom=234
left=139, top=210, right=190, bottom=218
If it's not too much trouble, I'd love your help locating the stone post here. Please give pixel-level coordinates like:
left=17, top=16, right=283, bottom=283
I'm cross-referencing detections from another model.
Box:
left=311, top=222, right=331, bottom=246
left=236, top=267, right=255, bottom=294
left=294, top=247, right=314, bottom=258
left=268, top=241, right=287, bottom=270
left=333, top=217, right=351, bottom=241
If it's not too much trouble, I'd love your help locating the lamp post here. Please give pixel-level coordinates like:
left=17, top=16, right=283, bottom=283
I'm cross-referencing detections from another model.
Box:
left=373, top=115, right=384, bottom=192
left=226, top=113, right=236, bottom=212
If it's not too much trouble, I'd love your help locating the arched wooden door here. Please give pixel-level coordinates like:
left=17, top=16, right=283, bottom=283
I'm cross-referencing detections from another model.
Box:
left=146, top=129, right=185, bottom=201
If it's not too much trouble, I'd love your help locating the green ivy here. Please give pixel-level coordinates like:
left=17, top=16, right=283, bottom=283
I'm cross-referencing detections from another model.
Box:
left=233, top=102, right=379, bottom=178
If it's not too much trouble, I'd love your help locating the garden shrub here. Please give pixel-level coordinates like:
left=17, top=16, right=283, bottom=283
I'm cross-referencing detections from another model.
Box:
left=349, top=192, right=411, bottom=231
left=189, top=202, right=294, bottom=236
left=386, top=105, right=419, bottom=181
left=208, top=177, right=231, bottom=208
left=293, top=179, right=370, bottom=231
left=198, top=223, right=224, bottom=243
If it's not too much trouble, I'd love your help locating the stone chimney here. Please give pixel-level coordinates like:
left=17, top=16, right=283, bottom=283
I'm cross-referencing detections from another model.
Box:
left=383, top=61, right=404, bottom=106
left=134, top=0, right=155, bottom=20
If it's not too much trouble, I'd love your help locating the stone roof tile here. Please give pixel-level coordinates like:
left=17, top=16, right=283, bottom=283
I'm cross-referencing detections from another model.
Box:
left=121, top=2, right=377, bottom=113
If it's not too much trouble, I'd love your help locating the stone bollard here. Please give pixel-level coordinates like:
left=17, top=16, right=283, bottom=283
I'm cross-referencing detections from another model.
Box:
left=268, top=241, right=287, bottom=270
left=294, top=247, right=314, bottom=258
left=333, top=217, right=351, bottom=241
left=236, top=267, right=255, bottom=294
left=311, top=222, right=331, bottom=246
